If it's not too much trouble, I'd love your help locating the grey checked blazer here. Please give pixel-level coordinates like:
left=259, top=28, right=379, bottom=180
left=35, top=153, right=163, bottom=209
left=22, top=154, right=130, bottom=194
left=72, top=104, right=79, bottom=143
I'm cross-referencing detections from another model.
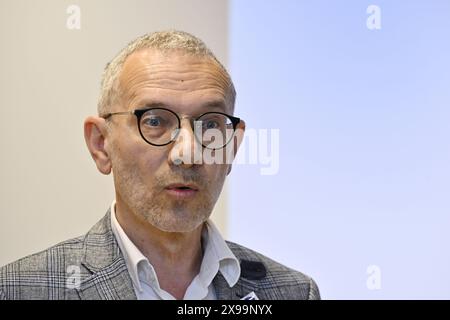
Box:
left=0, top=210, right=320, bottom=300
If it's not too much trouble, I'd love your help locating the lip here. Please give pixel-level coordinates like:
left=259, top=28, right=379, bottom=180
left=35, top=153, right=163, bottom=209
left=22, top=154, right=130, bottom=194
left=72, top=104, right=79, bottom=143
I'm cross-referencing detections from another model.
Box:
left=165, top=183, right=199, bottom=199
left=165, top=183, right=199, bottom=191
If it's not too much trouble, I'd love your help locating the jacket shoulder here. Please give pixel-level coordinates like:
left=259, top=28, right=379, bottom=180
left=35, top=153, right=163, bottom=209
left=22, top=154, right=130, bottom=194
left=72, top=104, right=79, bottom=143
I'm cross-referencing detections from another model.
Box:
left=0, top=235, right=87, bottom=300
left=226, top=241, right=320, bottom=300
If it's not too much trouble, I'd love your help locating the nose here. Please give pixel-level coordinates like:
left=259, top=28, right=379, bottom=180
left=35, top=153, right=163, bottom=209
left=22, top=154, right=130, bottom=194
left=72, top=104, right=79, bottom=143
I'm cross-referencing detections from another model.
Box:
left=168, top=118, right=202, bottom=168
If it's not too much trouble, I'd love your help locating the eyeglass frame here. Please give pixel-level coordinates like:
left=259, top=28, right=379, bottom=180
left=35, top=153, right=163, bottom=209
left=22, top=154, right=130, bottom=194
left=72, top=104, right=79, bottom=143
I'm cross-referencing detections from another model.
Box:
left=101, top=107, right=241, bottom=149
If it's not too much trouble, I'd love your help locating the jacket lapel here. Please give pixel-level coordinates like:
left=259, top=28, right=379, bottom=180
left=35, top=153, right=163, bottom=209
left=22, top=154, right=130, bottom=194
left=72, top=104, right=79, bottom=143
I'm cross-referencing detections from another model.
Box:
left=213, top=270, right=261, bottom=300
left=76, top=210, right=137, bottom=300
left=77, top=258, right=136, bottom=300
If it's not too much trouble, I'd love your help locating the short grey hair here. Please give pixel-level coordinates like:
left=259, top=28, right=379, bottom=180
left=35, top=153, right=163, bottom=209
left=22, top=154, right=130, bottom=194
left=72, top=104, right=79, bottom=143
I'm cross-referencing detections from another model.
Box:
left=97, top=30, right=236, bottom=116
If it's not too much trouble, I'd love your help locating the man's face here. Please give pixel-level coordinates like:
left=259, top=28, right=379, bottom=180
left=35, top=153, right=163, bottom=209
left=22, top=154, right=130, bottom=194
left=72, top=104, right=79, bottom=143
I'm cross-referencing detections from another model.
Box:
left=106, top=49, right=235, bottom=233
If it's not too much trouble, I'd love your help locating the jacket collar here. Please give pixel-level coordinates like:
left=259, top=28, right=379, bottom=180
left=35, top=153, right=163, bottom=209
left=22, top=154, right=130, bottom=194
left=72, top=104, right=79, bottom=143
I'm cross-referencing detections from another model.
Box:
left=213, top=271, right=261, bottom=300
left=77, top=209, right=136, bottom=300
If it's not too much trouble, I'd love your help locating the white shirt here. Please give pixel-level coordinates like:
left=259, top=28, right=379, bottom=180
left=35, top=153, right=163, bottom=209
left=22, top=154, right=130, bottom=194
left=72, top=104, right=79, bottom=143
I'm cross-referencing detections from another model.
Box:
left=110, top=200, right=241, bottom=300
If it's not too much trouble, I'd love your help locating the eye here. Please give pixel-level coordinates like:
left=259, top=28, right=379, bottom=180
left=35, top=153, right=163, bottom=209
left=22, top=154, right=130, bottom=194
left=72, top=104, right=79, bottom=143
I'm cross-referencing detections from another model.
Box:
left=204, top=120, right=219, bottom=129
left=143, top=116, right=163, bottom=127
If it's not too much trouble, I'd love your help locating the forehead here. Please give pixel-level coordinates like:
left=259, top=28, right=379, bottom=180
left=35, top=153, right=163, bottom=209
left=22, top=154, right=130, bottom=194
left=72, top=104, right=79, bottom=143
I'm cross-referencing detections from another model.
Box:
left=118, top=49, right=233, bottom=113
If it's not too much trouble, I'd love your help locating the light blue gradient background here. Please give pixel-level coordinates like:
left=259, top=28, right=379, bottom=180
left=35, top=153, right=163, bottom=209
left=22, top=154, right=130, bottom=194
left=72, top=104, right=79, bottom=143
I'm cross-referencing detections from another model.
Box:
left=229, top=0, right=450, bottom=299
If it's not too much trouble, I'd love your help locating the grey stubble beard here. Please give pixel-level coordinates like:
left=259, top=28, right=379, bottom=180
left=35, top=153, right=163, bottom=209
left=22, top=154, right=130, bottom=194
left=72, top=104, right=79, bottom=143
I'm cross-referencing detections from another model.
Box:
left=111, top=153, right=225, bottom=233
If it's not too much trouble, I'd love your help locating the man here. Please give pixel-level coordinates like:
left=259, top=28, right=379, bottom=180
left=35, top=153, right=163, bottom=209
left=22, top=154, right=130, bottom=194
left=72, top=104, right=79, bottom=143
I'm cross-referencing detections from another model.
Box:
left=0, top=30, right=320, bottom=300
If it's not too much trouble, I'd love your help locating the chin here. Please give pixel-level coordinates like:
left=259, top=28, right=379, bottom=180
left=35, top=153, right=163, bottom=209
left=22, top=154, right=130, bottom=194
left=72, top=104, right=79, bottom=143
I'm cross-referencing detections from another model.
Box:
left=152, top=221, right=203, bottom=233
left=148, top=215, right=207, bottom=233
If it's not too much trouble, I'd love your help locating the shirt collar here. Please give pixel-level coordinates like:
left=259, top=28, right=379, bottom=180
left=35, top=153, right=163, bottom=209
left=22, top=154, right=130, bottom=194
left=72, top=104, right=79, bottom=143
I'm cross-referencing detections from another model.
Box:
left=110, top=201, right=148, bottom=292
left=200, top=220, right=241, bottom=288
left=110, top=200, right=240, bottom=294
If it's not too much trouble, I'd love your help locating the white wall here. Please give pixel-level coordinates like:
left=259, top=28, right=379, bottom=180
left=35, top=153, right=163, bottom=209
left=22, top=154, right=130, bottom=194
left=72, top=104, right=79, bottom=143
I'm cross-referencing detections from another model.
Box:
left=228, top=0, right=450, bottom=299
left=0, top=0, right=230, bottom=266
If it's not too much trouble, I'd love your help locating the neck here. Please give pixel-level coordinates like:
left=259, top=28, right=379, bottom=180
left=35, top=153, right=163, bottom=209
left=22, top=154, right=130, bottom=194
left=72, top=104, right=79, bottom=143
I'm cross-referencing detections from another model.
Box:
left=114, top=199, right=204, bottom=299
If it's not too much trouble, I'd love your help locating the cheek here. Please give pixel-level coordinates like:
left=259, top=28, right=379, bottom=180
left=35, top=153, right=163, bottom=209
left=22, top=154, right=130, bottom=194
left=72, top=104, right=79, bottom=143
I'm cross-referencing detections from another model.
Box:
left=112, top=132, right=167, bottom=175
left=129, top=149, right=167, bottom=176
left=205, top=164, right=228, bottom=186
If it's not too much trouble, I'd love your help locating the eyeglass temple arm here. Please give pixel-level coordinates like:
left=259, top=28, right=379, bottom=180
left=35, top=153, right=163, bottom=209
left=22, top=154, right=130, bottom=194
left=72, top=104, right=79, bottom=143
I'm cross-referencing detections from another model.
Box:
left=101, top=111, right=134, bottom=119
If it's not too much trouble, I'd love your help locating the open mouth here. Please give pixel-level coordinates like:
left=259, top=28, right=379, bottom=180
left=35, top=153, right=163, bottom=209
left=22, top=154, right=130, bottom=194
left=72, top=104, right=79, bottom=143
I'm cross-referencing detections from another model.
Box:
left=165, top=183, right=199, bottom=198
left=176, top=186, right=191, bottom=190
left=166, top=183, right=199, bottom=191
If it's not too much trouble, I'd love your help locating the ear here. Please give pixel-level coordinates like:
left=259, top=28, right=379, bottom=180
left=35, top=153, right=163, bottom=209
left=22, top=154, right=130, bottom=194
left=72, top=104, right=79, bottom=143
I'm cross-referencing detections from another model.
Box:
left=227, top=119, right=246, bottom=176
left=84, top=116, right=112, bottom=175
